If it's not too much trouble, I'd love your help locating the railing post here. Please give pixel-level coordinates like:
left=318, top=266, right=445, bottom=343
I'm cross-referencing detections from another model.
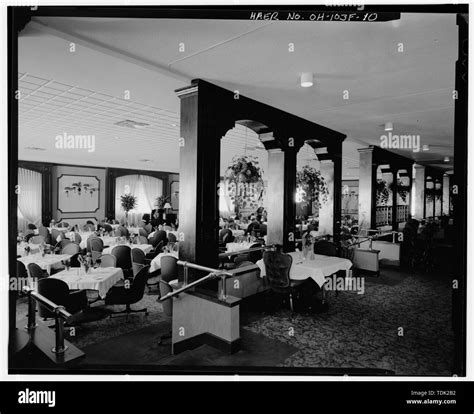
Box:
left=219, top=272, right=227, bottom=301
left=52, top=306, right=68, bottom=354
left=26, top=292, right=37, bottom=330
left=183, top=261, right=188, bottom=287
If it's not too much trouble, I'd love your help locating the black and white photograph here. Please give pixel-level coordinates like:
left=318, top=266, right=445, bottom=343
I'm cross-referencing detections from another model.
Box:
left=3, top=1, right=473, bottom=397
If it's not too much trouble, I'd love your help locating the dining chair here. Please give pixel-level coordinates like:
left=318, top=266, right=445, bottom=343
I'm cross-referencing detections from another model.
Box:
left=99, top=254, right=116, bottom=268
left=158, top=279, right=173, bottom=345
left=62, top=243, right=81, bottom=255
left=139, top=228, right=148, bottom=237
left=167, top=233, right=177, bottom=243
left=262, top=250, right=304, bottom=313
left=111, top=245, right=133, bottom=277
left=27, top=262, right=48, bottom=280
left=90, top=238, right=104, bottom=264
left=50, top=229, right=63, bottom=244
left=248, top=242, right=263, bottom=263
left=70, top=232, right=82, bottom=246
left=86, top=236, right=103, bottom=253
left=37, top=226, right=51, bottom=245
left=60, top=239, right=72, bottom=249
left=136, top=235, right=148, bottom=244
left=83, top=223, right=95, bottom=232
left=29, top=235, right=45, bottom=245
left=105, top=266, right=149, bottom=319
left=313, top=240, right=338, bottom=257
left=37, top=278, right=88, bottom=320
left=161, top=255, right=178, bottom=282
left=131, top=248, right=146, bottom=278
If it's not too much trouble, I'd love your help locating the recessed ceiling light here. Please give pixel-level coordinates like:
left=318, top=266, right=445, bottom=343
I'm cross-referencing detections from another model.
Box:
left=384, top=122, right=393, bottom=131
left=300, top=72, right=313, bottom=88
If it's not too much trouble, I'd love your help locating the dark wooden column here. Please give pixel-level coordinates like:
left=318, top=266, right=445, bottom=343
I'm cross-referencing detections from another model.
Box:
left=453, top=13, right=468, bottom=376
left=176, top=83, right=232, bottom=272
left=358, top=147, right=377, bottom=231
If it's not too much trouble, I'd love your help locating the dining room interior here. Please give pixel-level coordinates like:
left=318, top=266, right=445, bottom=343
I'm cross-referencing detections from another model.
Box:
left=8, top=6, right=467, bottom=376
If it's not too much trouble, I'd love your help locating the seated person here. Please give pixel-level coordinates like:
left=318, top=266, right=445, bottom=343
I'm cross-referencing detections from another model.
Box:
left=141, top=214, right=153, bottom=234
left=219, top=225, right=232, bottom=242
left=24, top=223, right=37, bottom=242
left=149, top=225, right=168, bottom=249
left=246, top=215, right=262, bottom=235
left=97, top=219, right=113, bottom=234
left=150, top=209, right=163, bottom=228
left=114, top=221, right=129, bottom=238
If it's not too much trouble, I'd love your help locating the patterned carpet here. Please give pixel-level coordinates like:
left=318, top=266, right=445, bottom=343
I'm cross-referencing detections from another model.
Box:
left=14, top=267, right=454, bottom=375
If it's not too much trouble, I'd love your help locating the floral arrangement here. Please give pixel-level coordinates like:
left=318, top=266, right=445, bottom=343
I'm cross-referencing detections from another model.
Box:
left=120, top=193, right=137, bottom=212
left=225, top=155, right=264, bottom=214
left=155, top=195, right=171, bottom=209
left=296, top=165, right=329, bottom=209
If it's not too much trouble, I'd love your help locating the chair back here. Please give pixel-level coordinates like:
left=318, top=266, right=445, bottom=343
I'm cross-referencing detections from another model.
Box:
left=143, top=223, right=153, bottom=234
left=248, top=243, right=263, bottom=263
left=167, top=233, right=177, bottom=243
left=60, top=239, right=72, bottom=249
left=17, top=260, right=28, bottom=279
left=69, top=232, right=82, bottom=245
left=37, top=226, right=51, bottom=244
left=29, top=235, right=45, bottom=245
left=87, top=236, right=103, bottom=252
left=128, top=266, right=149, bottom=303
left=220, top=229, right=232, bottom=242
left=314, top=240, right=338, bottom=257
left=223, top=232, right=234, bottom=244
left=111, top=245, right=132, bottom=271
left=83, top=223, right=95, bottom=232
left=159, top=280, right=173, bottom=317
left=99, top=254, right=116, bottom=268
left=37, top=278, right=70, bottom=318
left=262, top=250, right=292, bottom=290
left=161, top=255, right=178, bottom=282
left=132, top=248, right=146, bottom=277
left=139, top=228, right=148, bottom=237
left=137, top=235, right=148, bottom=244
left=27, top=262, right=47, bottom=280
left=50, top=229, right=63, bottom=244
left=62, top=243, right=80, bottom=255
left=90, top=237, right=104, bottom=263
left=150, top=230, right=167, bottom=248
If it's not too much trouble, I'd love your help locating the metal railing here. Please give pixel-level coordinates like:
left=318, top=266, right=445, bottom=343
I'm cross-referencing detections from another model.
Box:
left=218, top=245, right=268, bottom=259
left=158, top=261, right=234, bottom=303
left=23, top=286, right=72, bottom=355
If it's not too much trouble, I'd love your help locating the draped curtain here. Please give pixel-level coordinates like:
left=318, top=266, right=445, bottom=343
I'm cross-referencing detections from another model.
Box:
left=18, top=168, right=42, bottom=232
left=115, top=175, right=162, bottom=226
left=218, top=180, right=235, bottom=218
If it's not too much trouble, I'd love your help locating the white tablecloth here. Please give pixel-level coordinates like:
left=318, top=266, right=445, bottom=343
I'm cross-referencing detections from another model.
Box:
left=226, top=242, right=255, bottom=253
left=16, top=244, right=40, bottom=257
left=18, top=253, right=72, bottom=275
left=150, top=251, right=179, bottom=272
left=256, top=252, right=352, bottom=288
left=232, top=229, right=245, bottom=237
left=51, top=267, right=124, bottom=298
left=102, top=243, right=153, bottom=255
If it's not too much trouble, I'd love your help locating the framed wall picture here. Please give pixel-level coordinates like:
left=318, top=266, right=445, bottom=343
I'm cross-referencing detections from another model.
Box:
left=57, top=174, right=100, bottom=213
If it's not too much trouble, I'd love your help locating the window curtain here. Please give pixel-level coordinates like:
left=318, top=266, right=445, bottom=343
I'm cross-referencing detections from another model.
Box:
left=18, top=168, right=42, bottom=233
left=115, top=175, right=162, bottom=226
left=218, top=180, right=234, bottom=218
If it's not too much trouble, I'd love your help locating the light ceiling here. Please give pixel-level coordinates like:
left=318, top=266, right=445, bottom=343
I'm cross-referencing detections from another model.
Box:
left=18, top=13, right=457, bottom=177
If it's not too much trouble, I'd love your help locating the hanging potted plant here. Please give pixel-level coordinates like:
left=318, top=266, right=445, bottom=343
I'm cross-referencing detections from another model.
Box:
left=296, top=165, right=329, bottom=209
left=425, top=187, right=442, bottom=201
left=225, top=155, right=264, bottom=215
left=389, top=179, right=411, bottom=204
left=120, top=193, right=137, bottom=225
left=376, top=179, right=390, bottom=206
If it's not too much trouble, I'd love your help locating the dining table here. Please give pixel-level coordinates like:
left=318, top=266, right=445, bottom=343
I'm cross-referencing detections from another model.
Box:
left=256, top=251, right=353, bottom=289
left=18, top=253, right=72, bottom=275
left=16, top=243, right=40, bottom=257
left=102, top=243, right=153, bottom=255
left=51, top=267, right=124, bottom=298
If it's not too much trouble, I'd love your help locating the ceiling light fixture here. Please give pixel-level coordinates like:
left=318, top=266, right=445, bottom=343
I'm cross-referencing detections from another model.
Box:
left=422, top=144, right=430, bottom=151
left=300, top=72, right=313, bottom=88
left=444, top=156, right=450, bottom=163
left=384, top=122, right=393, bottom=131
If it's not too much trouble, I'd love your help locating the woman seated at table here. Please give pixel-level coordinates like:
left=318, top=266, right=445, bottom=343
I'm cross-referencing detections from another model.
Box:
left=140, top=213, right=153, bottom=234
left=97, top=219, right=113, bottom=234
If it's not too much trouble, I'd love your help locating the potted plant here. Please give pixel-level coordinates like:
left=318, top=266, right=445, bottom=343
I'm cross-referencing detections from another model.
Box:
left=389, top=179, right=411, bottom=204
left=155, top=195, right=171, bottom=210
left=296, top=165, right=329, bottom=209
left=225, top=155, right=265, bottom=215
left=120, top=193, right=137, bottom=225
left=376, top=179, right=390, bottom=206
